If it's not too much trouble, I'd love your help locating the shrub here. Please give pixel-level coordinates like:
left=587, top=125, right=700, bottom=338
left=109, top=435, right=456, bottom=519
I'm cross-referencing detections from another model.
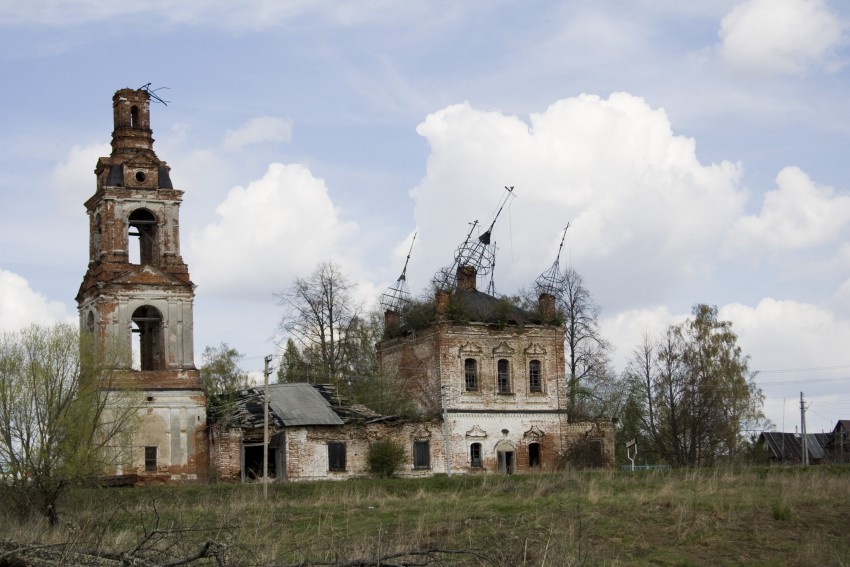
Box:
left=367, top=440, right=406, bottom=478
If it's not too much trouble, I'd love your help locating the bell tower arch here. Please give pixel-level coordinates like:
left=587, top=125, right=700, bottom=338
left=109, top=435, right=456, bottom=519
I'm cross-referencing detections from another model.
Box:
left=77, top=87, right=207, bottom=481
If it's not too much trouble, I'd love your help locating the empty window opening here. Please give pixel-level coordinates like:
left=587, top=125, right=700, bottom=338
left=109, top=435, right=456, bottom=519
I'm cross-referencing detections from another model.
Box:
left=529, top=359, right=542, bottom=393
left=144, top=446, right=157, bottom=472
left=470, top=443, right=482, bottom=468
left=497, top=450, right=515, bottom=474
left=131, top=305, right=163, bottom=371
left=328, top=442, right=346, bottom=472
left=413, top=440, right=430, bottom=469
left=128, top=209, right=157, bottom=266
left=86, top=311, right=95, bottom=333
left=529, top=443, right=541, bottom=468
left=130, top=105, right=139, bottom=128
left=93, top=213, right=102, bottom=257
left=464, top=358, right=478, bottom=391
left=243, top=444, right=276, bottom=480
left=497, top=359, right=511, bottom=393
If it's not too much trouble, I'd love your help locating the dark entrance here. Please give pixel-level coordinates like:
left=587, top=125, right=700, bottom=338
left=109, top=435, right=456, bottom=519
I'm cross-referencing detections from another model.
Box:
left=529, top=442, right=541, bottom=468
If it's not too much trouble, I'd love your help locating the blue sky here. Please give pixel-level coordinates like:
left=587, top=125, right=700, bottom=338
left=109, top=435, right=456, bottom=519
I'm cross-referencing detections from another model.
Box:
left=1, top=0, right=849, bottom=434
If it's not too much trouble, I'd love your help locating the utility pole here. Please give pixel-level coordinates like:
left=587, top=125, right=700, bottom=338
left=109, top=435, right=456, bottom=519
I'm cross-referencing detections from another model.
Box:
left=800, top=392, right=808, bottom=467
left=263, top=354, right=273, bottom=500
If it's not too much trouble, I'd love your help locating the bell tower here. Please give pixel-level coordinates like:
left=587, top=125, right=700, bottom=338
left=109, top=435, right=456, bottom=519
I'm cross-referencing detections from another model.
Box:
left=77, top=88, right=207, bottom=480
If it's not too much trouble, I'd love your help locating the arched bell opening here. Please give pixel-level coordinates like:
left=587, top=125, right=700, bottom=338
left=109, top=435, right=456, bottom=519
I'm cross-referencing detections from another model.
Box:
left=131, top=305, right=163, bottom=371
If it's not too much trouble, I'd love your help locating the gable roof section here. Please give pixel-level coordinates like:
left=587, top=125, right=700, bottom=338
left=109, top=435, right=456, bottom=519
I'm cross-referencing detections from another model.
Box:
left=759, top=431, right=831, bottom=462
left=267, top=383, right=344, bottom=426
left=218, top=382, right=392, bottom=430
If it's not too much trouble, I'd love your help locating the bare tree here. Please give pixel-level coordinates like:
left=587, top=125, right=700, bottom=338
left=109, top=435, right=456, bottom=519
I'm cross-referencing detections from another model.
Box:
left=275, top=262, right=361, bottom=387
left=0, top=323, right=139, bottom=523
left=559, top=268, right=612, bottom=420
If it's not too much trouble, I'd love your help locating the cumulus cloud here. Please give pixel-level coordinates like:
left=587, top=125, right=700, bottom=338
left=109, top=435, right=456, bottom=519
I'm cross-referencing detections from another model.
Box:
left=718, top=0, right=847, bottom=75
left=720, top=298, right=850, bottom=371
left=0, top=268, right=75, bottom=332
left=52, top=143, right=110, bottom=210
left=728, top=166, right=850, bottom=254
left=222, top=117, right=293, bottom=150
left=406, top=93, right=745, bottom=307
left=188, top=162, right=359, bottom=295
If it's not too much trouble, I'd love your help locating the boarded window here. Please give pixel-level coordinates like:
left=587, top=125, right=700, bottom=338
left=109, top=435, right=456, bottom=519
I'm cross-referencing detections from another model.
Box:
left=144, top=446, right=157, bottom=472
left=470, top=443, right=482, bottom=468
left=328, top=442, right=346, bottom=472
left=529, top=359, right=542, bottom=393
left=413, top=440, right=430, bottom=469
left=497, top=359, right=511, bottom=393
left=464, top=358, right=478, bottom=391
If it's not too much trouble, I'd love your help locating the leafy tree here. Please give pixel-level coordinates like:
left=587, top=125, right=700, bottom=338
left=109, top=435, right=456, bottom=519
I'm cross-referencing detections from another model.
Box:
left=558, top=268, right=612, bottom=421
left=626, top=304, right=767, bottom=467
left=200, top=343, right=249, bottom=422
left=276, top=262, right=362, bottom=389
left=0, top=324, right=138, bottom=523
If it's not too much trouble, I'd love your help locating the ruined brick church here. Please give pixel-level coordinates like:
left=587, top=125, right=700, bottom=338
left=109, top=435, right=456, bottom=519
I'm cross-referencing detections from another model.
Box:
left=79, top=88, right=613, bottom=483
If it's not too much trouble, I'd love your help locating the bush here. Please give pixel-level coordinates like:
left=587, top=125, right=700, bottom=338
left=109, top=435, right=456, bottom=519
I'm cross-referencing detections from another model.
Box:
left=367, top=440, right=406, bottom=478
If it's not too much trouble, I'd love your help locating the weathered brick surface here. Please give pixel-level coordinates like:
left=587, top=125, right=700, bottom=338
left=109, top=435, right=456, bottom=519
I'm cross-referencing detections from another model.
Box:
left=78, top=88, right=207, bottom=483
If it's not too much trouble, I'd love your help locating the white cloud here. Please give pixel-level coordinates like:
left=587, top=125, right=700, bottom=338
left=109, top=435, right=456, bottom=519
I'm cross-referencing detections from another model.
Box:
left=188, top=162, right=359, bottom=296
left=728, top=166, right=850, bottom=252
left=0, top=268, right=75, bottom=332
left=222, top=117, right=293, bottom=150
left=406, top=93, right=745, bottom=306
left=721, top=298, right=850, bottom=372
left=718, top=0, right=847, bottom=75
left=52, top=143, right=110, bottom=211
left=601, top=305, right=684, bottom=370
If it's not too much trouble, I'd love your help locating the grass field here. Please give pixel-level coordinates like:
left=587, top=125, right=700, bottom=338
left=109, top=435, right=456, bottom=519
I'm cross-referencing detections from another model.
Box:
left=2, top=465, right=849, bottom=566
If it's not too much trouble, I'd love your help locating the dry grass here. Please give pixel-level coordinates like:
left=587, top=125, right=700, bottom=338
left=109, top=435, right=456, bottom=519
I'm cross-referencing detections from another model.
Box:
left=1, top=465, right=849, bottom=566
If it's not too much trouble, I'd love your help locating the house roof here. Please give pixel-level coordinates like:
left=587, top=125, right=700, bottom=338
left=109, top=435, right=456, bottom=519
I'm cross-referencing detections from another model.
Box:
left=759, top=431, right=832, bottom=462
left=267, top=383, right=344, bottom=426
left=218, top=382, right=392, bottom=430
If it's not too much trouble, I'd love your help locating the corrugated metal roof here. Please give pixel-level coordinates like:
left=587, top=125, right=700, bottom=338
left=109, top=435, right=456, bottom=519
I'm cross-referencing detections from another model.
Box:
left=760, top=431, right=831, bottom=462
left=267, top=383, right=344, bottom=426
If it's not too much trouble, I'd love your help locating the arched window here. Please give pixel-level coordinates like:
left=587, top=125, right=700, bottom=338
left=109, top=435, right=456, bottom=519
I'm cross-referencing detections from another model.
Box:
left=497, top=359, right=511, bottom=394
left=529, top=359, right=542, bottom=393
left=130, top=105, right=139, bottom=128
left=464, top=358, right=478, bottom=391
left=131, top=305, right=163, bottom=371
left=470, top=443, right=482, bottom=468
left=86, top=311, right=95, bottom=333
left=128, top=209, right=157, bottom=265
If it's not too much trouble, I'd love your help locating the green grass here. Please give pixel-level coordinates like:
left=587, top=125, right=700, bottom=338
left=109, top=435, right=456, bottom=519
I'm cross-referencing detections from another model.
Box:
left=2, top=465, right=849, bottom=566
